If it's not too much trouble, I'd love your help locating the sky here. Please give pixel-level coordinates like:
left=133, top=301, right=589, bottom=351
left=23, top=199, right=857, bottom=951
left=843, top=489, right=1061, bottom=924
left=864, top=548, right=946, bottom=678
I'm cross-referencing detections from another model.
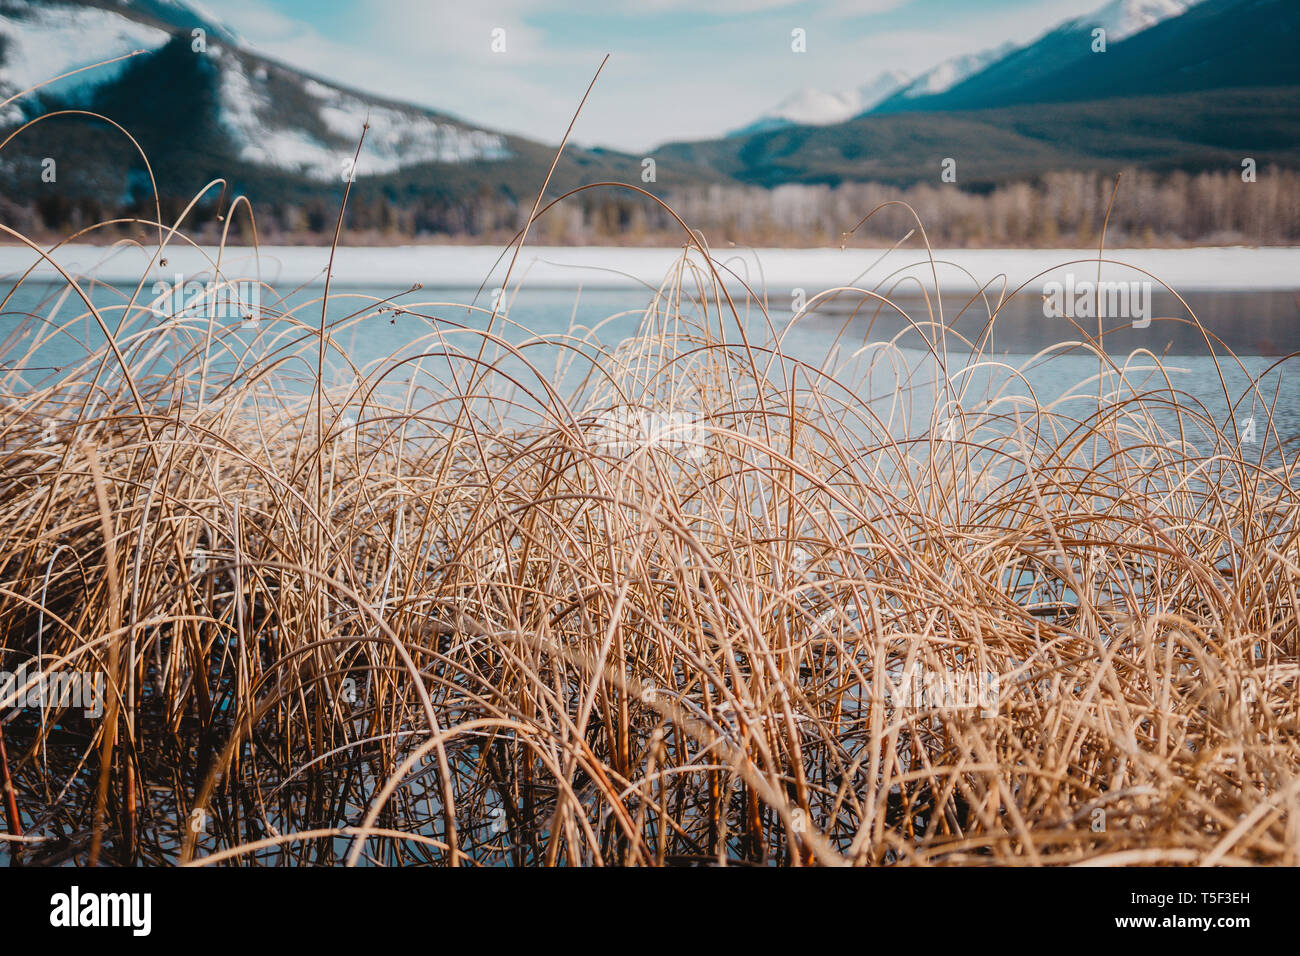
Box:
left=208, top=0, right=1116, bottom=152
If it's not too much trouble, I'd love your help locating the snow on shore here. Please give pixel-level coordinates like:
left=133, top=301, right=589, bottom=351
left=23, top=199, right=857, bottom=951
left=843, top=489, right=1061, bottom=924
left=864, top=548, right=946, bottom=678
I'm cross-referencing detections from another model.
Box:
left=3, top=244, right=1298, bottom=295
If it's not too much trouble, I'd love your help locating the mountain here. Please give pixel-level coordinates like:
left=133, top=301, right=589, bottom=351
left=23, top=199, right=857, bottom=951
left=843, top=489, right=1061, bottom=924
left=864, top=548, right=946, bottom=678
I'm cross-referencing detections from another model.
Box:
left=889, top=43, right=1018, bottom=103
left=912, top=0, right=1295, bottom=111
left=0, top=0, right=723, bottom=232
left=0, top=0, right=249, bottom=115
left=2, top=0, right=531, bottom=179
left=656, top=0, right=1299, bottom=188
left=2, top=0, right=1296, bottom=239
left=870, top=0, right=1208, bottom=113
left=735, top=44, right=1016, bottom=137
left=748, top=0, right=1204, bottom=123
left=660, top=86, right=1300, bottom=188
left=729, top=70, right=909, bottom=137
left=1073, top=0, right=1201, bottom=40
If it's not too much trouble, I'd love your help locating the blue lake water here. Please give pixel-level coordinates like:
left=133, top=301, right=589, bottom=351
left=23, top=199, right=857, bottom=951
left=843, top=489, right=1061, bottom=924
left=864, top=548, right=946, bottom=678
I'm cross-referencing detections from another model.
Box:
left=2, top=280, right=1298, bottom=445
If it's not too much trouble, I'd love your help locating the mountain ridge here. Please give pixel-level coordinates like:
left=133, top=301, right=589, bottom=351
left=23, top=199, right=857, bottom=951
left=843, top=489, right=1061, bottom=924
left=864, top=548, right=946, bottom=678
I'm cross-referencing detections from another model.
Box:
left=0, top=0, right=727, bottom=234
left=730, top=70, right=910, bottom=137
left=656, top=0, right=1298, bottom=189
left=2, top=0, right=1297, bottom=242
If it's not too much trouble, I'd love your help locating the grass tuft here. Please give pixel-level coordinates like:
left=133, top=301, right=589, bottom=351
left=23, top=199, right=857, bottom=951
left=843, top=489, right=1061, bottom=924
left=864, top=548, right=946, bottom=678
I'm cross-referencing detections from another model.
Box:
left=0, top=187, right=1298, bottom=867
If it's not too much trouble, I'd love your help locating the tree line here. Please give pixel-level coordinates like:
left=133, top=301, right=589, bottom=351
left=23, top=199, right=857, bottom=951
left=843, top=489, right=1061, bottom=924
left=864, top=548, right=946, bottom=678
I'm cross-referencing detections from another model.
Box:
left=4, top=167, right=1296, bottom=247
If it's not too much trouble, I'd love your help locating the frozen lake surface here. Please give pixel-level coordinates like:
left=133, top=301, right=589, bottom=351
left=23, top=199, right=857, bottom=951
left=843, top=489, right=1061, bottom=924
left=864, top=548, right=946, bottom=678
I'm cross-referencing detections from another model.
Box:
left=4, top=243, right=1300, bottom=291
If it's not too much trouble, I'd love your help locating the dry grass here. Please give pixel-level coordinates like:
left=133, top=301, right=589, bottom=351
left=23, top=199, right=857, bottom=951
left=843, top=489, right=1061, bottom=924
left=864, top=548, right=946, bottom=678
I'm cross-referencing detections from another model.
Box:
left=0, top=210, right=1297, bottom=867
left=0, top=59, right=1297, bottom=862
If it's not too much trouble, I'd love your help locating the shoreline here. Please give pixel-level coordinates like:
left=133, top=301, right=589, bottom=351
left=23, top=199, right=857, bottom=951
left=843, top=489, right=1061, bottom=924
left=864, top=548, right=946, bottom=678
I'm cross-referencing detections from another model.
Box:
left=3, top=244, right=1300, bottom=294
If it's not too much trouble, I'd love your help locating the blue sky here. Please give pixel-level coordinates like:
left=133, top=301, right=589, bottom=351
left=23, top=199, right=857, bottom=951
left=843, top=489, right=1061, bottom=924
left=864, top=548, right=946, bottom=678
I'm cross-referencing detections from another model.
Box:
left=210, top=0, right=1112, bottom=151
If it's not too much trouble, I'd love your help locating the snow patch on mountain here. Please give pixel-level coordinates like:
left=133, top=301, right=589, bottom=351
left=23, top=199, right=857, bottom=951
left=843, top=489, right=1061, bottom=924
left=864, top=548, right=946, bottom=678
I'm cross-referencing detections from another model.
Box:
left=731, top=69, right=909, bottom=136
left=899, top=42, right=1018, bottom=99
left=149, top=0, right=241, bottom=43
left=0, top=0, right=168, bottom=119
left=314, top=91, right=511, bottom=170
left=0, top=0, right=511, bottom=174
left=219, top=55, right=510, bottom=179
left=1068, top=0, right=1205, bottom=42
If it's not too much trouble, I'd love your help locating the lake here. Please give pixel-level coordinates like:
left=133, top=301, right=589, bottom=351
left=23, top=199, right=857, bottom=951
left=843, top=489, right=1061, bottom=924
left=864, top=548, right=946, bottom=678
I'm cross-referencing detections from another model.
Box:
left=3, top=245, right=1299, bottom=445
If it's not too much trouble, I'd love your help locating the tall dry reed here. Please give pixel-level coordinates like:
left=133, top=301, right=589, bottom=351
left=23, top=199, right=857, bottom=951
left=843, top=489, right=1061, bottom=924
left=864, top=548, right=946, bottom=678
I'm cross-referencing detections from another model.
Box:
left=0, top=60, right=1297, bottom=864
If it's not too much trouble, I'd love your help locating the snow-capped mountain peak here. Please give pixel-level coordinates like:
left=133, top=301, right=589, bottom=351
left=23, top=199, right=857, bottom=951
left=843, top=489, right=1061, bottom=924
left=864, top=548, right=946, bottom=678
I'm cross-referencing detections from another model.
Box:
left=730, top=69, right=908, bottom=136
left=1068, top=0, right=1205, bottom=43
left=899, top=42, right=1018, bottom=99
left=733, top=0, right=1210, bottom=128
left=0, top=0, right=511, bottom=173
left=852, top=70, right=913, bottom=111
